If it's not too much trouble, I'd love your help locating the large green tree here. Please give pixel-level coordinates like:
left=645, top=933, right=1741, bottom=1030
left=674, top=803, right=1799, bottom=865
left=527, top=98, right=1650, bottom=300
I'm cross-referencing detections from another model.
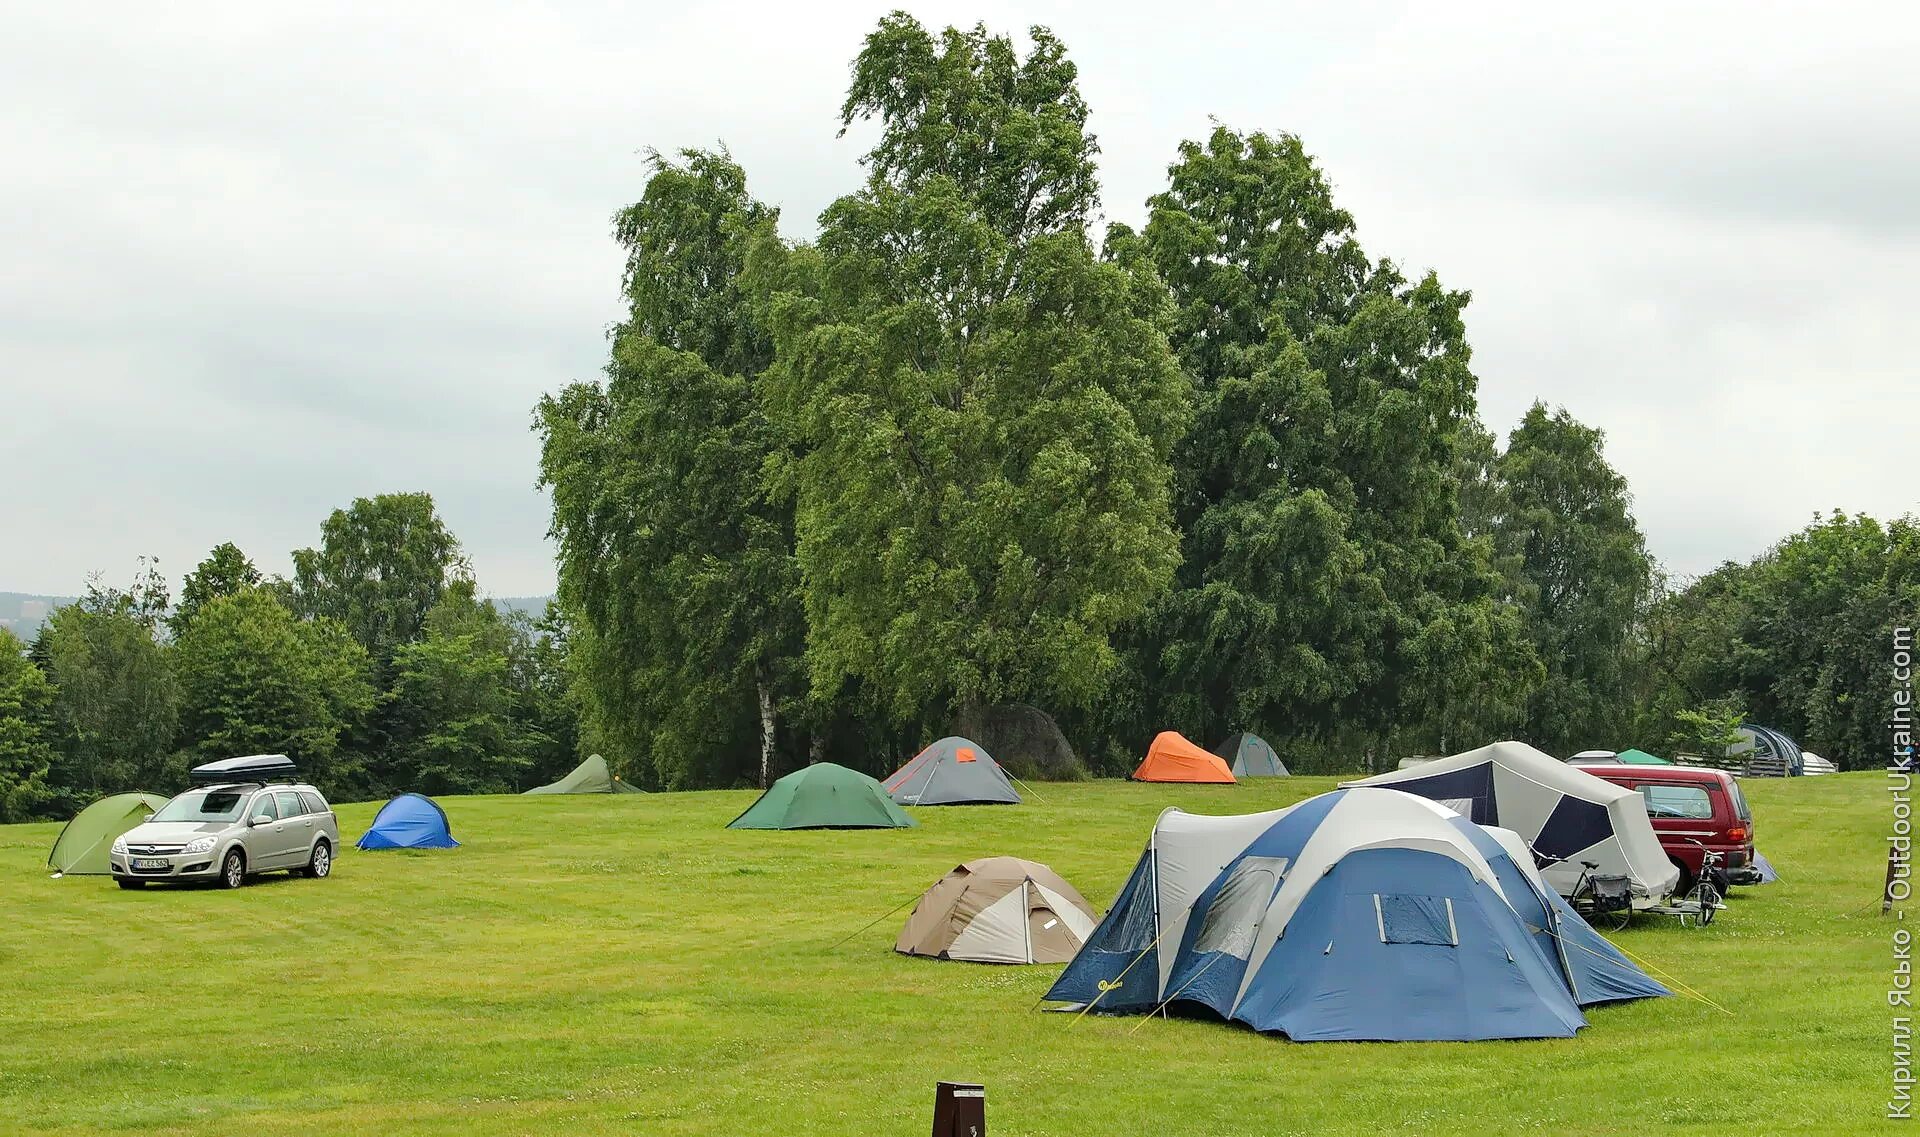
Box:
left=756, top=15, right=1190, bottom=725
left=291, top=493, right=463, bottom=666
left=0, top=628, right=57, bottom=821
left=35, top=567, right=178, bottom=800
left=384, top=583, right=540, bottom=795
left=1133, top=126, right=1531, bottom=758
left=170, top=542, right=262, bottom=638
left=1495, top=402, right=1652, bottom=752
left=539, top=148, right=805, bottom=788
left=172, top=587, right=375, bottom=792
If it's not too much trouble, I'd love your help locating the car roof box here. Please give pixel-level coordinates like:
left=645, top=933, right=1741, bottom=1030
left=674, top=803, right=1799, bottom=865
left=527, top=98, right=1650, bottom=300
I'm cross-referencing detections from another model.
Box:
left=190, top=754, right=297, bottom=785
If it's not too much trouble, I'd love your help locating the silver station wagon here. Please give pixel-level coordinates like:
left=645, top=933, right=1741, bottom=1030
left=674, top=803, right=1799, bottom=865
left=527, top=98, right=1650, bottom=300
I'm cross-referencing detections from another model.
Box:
left=109, top=755, right=339, bottom=889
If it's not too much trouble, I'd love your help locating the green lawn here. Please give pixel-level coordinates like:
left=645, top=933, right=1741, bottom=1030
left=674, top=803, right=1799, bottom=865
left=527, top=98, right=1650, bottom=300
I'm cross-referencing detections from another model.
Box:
left=0, top=773, right=1889, bottom=1135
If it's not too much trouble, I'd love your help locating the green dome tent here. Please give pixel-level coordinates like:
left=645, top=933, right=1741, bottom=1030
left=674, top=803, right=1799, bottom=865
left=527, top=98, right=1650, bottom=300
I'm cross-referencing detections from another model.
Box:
left=1618, top=748, right=1672, bottom=765
left=48, top=791, right=168, bottom=876
left=727, top=763, right=917, bottom=830
left=1211, top=731, right=1289, bottom=777
left=524, top=754, right=645, bottom=795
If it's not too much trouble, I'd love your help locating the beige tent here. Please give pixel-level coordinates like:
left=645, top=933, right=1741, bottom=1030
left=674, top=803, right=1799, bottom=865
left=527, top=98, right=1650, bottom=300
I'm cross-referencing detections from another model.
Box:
left=895, top=857, right=1099, bottom=964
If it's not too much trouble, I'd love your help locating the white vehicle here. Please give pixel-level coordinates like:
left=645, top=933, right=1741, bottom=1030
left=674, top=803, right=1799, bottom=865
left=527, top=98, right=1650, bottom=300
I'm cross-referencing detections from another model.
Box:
left=108, top=755, right=338, bottom=889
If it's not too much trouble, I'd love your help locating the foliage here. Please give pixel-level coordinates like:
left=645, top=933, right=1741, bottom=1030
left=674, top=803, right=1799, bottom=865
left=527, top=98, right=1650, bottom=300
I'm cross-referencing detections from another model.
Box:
left=1130, top=125, right=1529, bottom=756
left=291, top=493, right=463, bottom=667
left=171, top=587, right=375, bottom=791
left=1494, top=402, right=1652, bottom=752
left=759, top=14, right=1189, bottom=721
left=1668, top=697, right=1747, bottom=763
left=0, top=628, right=57, bottom=821
left=383, top=583, right=541, bottom=795
left=170, top=542, right=262, bottom=638
left=540, top=148, right=804, bottom=789
left=34, top=568, right=178, bottom=802
left=1634, top=511, right=1918, bottom=768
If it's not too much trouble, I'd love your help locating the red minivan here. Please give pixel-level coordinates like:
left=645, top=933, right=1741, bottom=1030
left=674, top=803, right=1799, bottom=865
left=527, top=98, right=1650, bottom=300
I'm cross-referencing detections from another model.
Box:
left=1586, top=765, right=1756, bottom=891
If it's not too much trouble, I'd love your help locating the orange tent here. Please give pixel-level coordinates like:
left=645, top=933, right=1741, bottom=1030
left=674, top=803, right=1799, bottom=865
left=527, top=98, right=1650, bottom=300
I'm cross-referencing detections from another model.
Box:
left=1131, top=731, right=1237, bottom=784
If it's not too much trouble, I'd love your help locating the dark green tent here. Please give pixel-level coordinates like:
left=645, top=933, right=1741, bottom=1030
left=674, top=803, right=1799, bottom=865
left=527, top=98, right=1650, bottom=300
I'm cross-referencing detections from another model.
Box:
left=524, top=754, right=645, bottom=795
left=727, top=763, right=917, bottom=830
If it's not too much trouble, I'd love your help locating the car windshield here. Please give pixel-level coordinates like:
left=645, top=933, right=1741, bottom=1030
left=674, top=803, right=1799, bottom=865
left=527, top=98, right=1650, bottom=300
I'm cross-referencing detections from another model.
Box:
left=150, top=788, right=253, bottom=824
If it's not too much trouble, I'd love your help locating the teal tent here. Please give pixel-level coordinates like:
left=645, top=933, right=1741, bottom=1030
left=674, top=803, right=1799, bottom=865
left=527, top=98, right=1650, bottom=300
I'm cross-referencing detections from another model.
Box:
left=1618, top=748, right=1673, bottom=765
left=728, top=763, right=916, bottom=830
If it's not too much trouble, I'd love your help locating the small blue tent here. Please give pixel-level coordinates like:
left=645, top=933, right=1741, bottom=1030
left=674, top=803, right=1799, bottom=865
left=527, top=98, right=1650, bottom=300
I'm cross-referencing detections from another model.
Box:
left=357, top=793, right=459, bottom=850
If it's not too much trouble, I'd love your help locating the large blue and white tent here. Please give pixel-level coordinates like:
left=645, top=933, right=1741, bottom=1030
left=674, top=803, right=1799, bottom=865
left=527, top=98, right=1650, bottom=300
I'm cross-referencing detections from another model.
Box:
left=1045, top=788, right=1668, bottom=1041
left=357, top=793, right=460, bottom=850
left=1731, top=724, right=1806, bottom=777
left=1344, top=741, right=1680, bottom=901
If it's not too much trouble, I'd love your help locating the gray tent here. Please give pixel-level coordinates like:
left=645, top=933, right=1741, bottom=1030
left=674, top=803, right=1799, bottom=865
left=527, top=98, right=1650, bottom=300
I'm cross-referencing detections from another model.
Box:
left=524, top=754, right=645, bottom=795
left=884, top=736, right=1021, bottom=805
left=1212, top=732, right=1289, bottom=777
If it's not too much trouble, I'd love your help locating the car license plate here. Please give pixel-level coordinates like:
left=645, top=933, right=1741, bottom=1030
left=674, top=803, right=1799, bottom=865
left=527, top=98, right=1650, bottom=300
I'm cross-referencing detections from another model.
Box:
left=133, top=858, right=169, bottom=870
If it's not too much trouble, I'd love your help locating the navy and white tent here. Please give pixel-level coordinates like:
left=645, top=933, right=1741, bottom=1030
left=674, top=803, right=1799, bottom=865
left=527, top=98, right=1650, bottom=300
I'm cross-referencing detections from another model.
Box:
left=1731, top=724, right=1806, bottom=777
left=1045, top=788, right=1667, bottom=1041
left=1344, top=741, right=1680, bottom=902
left=884, top=736, right=1021, bottom=806
left=357, top=793, right=459, bottom=850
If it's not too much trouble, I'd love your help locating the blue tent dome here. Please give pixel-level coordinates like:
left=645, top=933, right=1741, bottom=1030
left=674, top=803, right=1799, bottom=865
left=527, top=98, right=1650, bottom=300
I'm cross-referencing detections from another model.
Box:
left=1047, top=788, right=1667, bottom=1041
left=357, top=793, right=459, bottom=850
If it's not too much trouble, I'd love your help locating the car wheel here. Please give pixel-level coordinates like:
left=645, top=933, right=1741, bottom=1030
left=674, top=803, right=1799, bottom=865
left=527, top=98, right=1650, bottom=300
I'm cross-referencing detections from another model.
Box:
left=303, top=840, right=331, bottom=880
left=218, top=849, right=247, bottom=889
left=116, top=878, right=145, bottom=890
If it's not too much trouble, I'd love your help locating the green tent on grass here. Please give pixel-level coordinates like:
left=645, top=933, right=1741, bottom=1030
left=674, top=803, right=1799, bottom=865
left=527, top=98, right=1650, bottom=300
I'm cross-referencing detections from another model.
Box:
left=48, top=791, right=168, bottom=876
left=1618, top=748, right=1673, bottom=765
left=524, top=754, right=645, bottom=795
left=727, top=763, right=917, bottom=830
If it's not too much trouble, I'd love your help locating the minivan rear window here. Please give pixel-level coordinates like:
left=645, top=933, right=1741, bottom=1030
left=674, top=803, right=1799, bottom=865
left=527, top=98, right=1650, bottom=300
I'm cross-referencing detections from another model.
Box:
left=1639, top=784, right=1714, bottom=820
left=1725, top=778, right=1752, bottom=821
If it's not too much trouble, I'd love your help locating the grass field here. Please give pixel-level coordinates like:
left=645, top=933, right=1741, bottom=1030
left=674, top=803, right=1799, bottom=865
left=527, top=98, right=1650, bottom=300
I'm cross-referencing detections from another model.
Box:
left=0, top=773, right=1889, bottom=1135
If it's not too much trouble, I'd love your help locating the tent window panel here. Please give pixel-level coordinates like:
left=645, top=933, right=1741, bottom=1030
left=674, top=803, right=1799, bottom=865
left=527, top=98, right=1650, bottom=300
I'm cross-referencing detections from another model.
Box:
left=1374, top=894, right=1457, bottom=946
left=1193, top=856, right=1288, bottom=958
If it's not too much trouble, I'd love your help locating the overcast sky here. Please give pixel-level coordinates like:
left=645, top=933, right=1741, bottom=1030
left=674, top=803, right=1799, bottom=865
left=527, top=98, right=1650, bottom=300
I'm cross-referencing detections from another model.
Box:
left=4, top=2, right=1914, bottom=598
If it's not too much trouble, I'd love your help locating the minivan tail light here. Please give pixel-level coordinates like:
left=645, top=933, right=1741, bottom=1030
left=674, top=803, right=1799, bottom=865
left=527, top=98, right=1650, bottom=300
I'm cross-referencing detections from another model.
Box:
left=1725, top=825, right=1748, bottom=842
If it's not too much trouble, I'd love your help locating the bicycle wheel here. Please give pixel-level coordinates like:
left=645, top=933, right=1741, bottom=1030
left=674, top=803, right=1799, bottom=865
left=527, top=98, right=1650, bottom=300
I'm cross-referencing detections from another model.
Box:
left=1695, top=882, right=1720, bottom=927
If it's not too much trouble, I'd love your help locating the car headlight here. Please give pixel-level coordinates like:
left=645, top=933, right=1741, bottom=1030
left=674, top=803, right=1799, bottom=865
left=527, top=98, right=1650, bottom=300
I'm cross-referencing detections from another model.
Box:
left=183, top=837, right=217, bottom=855
left=111, top=836, right=127, bottom=854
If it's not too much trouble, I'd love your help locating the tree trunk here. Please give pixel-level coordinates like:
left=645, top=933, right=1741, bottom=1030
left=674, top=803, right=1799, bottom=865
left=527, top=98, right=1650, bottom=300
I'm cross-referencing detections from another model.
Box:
left=756, top=678, right=776, bottom=789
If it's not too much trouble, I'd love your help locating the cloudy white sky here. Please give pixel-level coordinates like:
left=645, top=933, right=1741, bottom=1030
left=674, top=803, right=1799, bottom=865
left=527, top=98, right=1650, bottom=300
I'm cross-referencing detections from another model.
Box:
left=3, top=2, right=1914, bottom=598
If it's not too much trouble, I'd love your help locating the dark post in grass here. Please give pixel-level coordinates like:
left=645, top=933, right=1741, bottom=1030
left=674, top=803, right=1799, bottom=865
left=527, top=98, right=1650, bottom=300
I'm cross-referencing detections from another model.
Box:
left=931, top=1081, right=985, bottom=1137
left=1888, top=844, right=1905, bottom=914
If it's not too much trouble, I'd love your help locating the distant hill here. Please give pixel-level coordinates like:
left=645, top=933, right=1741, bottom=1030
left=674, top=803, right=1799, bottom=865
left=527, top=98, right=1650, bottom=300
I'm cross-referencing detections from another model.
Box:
left=0, top=592, right=75, bottom=641
left=0, top=591, right=553, bottom=642
left=494, top=595, right=556, bottom=620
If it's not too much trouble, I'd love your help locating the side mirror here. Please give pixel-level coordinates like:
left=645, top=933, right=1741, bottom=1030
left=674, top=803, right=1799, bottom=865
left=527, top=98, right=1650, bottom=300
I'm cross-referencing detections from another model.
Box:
left=250, top=814, right=274, bottom=827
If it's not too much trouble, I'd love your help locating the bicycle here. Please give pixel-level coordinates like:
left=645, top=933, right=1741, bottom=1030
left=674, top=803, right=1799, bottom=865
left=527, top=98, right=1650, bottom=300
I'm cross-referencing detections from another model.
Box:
left=1568, top=859, right=1634, bottom=931
left=1679, top=840, right=1724, bottom=928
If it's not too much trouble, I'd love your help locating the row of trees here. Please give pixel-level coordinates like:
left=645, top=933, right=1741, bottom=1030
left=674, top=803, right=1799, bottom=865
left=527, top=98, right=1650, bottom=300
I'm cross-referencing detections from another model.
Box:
left=541, top=15, right=1913, bottom=786
left=0, top=494, right=586, bottom=821
left=533, top=14, right=1688, bottom=787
